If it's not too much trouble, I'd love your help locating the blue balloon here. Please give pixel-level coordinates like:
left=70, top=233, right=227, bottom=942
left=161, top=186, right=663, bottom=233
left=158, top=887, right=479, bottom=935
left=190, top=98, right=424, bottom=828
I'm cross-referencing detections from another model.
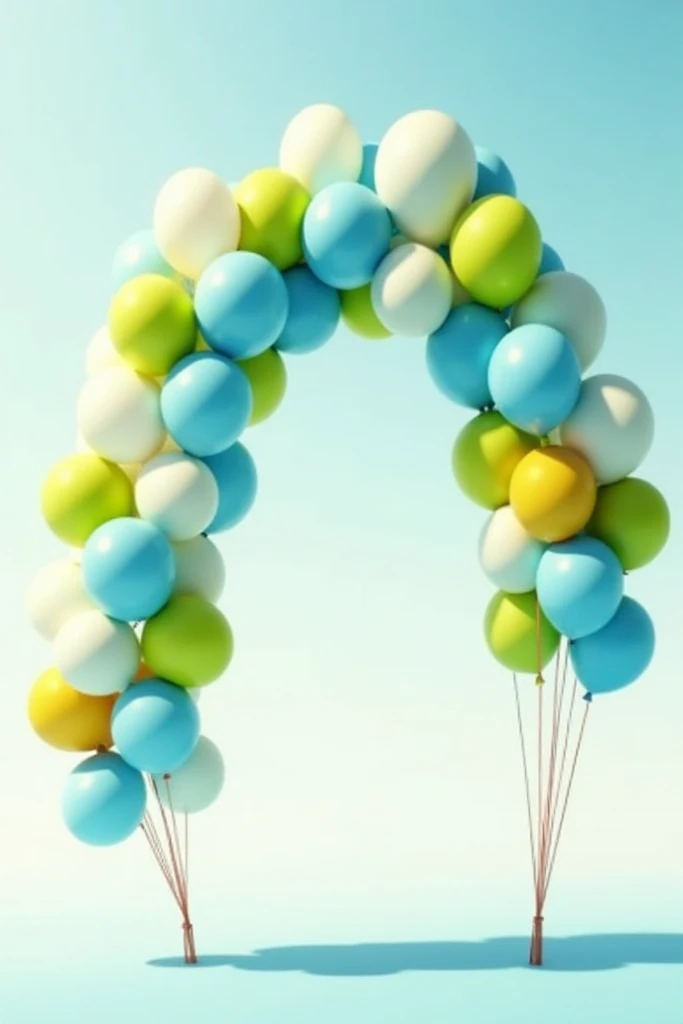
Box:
left=426, top=304, right=508, bottom=409
left=195, top=251, right=289, bottom=360
left=473, top=147, right=517, bottom=200
left=538, top=243, right=565, bottom=276
left=276, top=267, right=340, bottom=355
left=112, top=229, right=180, bottom=293
left=536, top=536, right=624, bottom=640
left=302, top=182, right=392, bottom=290
left=82, top=517, right=175, bottom=622
left=203, top=442, right=258, bottom=533
left=487, top=324, right=581, bottom=435
left=359, top=143, right=378, bottom=191
left=112, top=679, right=200, bottom=775
left=62, top=752, right=146, bottom=847
left=161, top=351, right=252, bottom=457
left=570, top=597, right=655, bottom=695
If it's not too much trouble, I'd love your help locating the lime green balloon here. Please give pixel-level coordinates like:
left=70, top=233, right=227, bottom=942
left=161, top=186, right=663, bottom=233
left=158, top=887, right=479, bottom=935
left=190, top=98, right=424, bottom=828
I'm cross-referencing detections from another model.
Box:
left=340, top=283, right=391, bottom=339
left=450, top=196, right=542, bottom=309
left=237, top=347, right=287, bottom=425
left=142, top=595, right=233, bottom=688
left=109, top=274, right=196, bottom=376
left=588, top=477, right=670, bottom=570
left=484, top=590, right=560, bottom=674
left=41, top=454, right=134, bottom=546
left=236, top=168, right=310, bottom=271
left=452, top=411, right=538, bottom=509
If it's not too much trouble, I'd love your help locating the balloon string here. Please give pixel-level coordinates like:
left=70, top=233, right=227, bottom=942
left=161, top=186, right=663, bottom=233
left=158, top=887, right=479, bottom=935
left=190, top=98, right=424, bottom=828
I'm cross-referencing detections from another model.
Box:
left=543, top=699, right=590, bottom=902
left=513, top=673, right=537, bottom=885
left=537, top=641, right=566, bottom=899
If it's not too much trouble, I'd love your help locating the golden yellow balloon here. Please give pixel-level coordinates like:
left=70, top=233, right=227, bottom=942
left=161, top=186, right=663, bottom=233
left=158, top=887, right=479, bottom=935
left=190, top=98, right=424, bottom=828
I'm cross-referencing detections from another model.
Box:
left=236, top=168, right=310, bottom=271
left=510, top=445, right=597, bottom=543
left=28, top=667, right=116, bottom=752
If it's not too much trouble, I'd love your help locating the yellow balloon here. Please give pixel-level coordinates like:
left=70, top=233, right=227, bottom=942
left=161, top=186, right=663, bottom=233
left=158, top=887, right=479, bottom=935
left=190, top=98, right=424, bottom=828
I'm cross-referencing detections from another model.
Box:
left=510, top=445, right=597, bottom=543
left=41, top=454, right=134, bottom=546
left=28, top=667, right=116, bottom=752
left=236, top=168, right=310, bottom=271
left=237, top=347, right=287, bottom=425
left=340, top=283, right=391, bottom=339
left=452, top=411, right=538, bottom=509
left=109, top=274, right=196, bottom=376
left=484, top=591, right=560, bottom=674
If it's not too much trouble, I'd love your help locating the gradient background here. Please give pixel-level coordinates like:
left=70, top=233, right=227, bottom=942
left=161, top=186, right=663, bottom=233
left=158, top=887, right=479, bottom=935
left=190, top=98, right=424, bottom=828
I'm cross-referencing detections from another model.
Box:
left=1, top=0, right=682, bottom=1020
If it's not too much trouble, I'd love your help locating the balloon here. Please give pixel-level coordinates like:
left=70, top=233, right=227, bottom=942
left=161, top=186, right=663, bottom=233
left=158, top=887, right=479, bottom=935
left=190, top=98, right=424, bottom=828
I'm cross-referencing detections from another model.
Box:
left=371, top=244, right=452, bottom=337
left=203, top=443, right=258, bottom=532
left=570, top=597, right=655, bottom=695
left=473, top=147, right=516, bottom=200
left=276, top=266, right=340, bottom=354
left=63, top=752, right=147, bottom=846
left=487, top=324, right=581, bottom=435
left=450, top=196, right=542, bottom=309
left=536, top=536, right=624, bottom=640
left=426, top=303, right=508, bottom=409
left=109, top=274, right=196, bottom=376
left=484, top=590, right=560, bottom=674
left=155, top=736, right=225, bottom=814
left=26, top=559, right=95, bottom=642
left=340, top=283, right=391, bottom=339
left=479, top=506, right=546, bottom=593
left=86, top=326, right=125, bottom=376
left=235, top=168, right=310, bottom=271
left=173, top=536, right=226, bottom=603
left=112, top=229, right=183, bottom=292
left=135, top=453, right=219, bottom=542
left=558, top=374, right=654, bottom=485
left=510, top=271, right=605, bottom=372
left=28, top=667, right=116, bottom=752
left=510, top=446, right=597, bottom=543
left=374, top=110, right=477, bottom=246
left=302, top=182, right=392, bottom=289
left=279, top=103, right=363, bottom=194
left=142, top=595, right=233, bottom=688
left=55, top=610, right=140, bottom=696
left=538, top=243, right=564, bottom=276
left=153, top=168, right=240, bottom=280
left=194, top=251, right=289, bottom=361
left=237, top=348, right=287, bottom=425
left=112, top=679, right=200, bottom=775
left=359, top=143, right=378, bottom=191
left=452, top=411, right=538, bottom=509
left=81, top=518, right=175, bottom=622
left=77, top=366, right=165, bottom=464
left=587, top=477, right=670, bottom=571
left=41, top=455, right=134, bottom=547
left=161, top=352, right=253, bottom=456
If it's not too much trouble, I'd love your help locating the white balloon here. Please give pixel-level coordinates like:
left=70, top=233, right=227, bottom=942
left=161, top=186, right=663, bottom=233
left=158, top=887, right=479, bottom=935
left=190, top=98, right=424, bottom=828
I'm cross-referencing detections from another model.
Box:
left=510, top=271, right=606, bottom=371
left=27, top=560, right=96, bottom=642
left=155, top=736, right=225, bottom=814
left=86, top=326, right=125, bottom=376
left=375, top=110, right=477, bottom=247
left=54, top=610, right=139, bottom=696
left=371, top=244, right=452, bottom=336
left=559, top=374, right=654, bottom=484
left=153, top=168, right=240, bottom=280
left=479, top=506, right=546, bottom=594
left=173, top=536, right=226, bottom=603
left=77, top=366, right=165, bottom=464
left=135, top=452, right=219, bottom=541
left=279, top=104, right=362, bottom=194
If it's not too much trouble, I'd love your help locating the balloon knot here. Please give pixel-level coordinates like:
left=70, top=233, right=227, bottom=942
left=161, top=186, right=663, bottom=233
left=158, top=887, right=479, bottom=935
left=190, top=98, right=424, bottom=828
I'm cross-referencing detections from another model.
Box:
left=583, top=692, right=593, bottom=703
left=535, top=674, right=544, bottom=687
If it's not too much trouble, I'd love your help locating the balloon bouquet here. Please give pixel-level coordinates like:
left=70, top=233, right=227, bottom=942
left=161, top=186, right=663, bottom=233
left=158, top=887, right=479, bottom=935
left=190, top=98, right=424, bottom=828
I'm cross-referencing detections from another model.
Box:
left=26, top=103, right=669, bottom=967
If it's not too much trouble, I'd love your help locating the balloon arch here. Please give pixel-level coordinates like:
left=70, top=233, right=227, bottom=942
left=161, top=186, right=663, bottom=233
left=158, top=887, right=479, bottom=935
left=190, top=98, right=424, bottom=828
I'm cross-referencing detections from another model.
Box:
left=27, top=105, right=669, bottom=967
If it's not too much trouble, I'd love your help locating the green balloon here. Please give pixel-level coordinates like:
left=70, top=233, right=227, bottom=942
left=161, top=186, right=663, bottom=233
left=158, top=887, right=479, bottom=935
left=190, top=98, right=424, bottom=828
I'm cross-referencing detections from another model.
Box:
left=484, top=590, right=560, bottom=674
left=109, top=274, right=196, bottom=376
left=588, top=477, right=670, bottom=571
left=142, top=595, right=233, bottom=688
left=238, top=347, right=287, bottom=425
left=452, top=411, right=538, bottom=509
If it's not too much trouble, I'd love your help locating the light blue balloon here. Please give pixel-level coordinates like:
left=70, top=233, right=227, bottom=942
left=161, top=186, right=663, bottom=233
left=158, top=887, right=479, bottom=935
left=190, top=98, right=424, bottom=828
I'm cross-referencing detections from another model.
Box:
left=359, top=143, right=378, bottom=191
left=302, top=182, right=392, bottom=290
left=539, top=243, right=565, bottom=276
left=570, top=597, right=655, bottom=695
left=112, top=229, right=180, bottom=293
left=82, top=517, right=175, bottom=622
left=536, top=536, right=624, bottom=640
left=62, top=752, right=146, bottom=847
left=474, top=147, right=517, bottom=200
left=488, top=324, right=581, bottom=435
left=203, top=442, right=258, bottom=533
left=276, top=267, right=340, bottom=355
left=161, top=351, right=252, bottom=457
left=195, top=251, right=289, bottom=360
left=112, top=679, right=200, bottom=775
left=426, top=304, right=508, bottom=409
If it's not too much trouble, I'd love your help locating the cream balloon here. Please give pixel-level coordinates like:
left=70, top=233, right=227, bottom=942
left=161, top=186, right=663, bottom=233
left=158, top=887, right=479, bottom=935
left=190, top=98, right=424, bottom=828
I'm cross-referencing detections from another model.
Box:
left=77, top=366, right=165, bottom=464
left=371, top=244, right=452, bottom=337
left=374, top=110, right=477, bottom=246
left=153, top=168, right=240, bottom=280
left=479, top=506, right=546, bottom=594
left=279, top=103, right=362, bottom=194
left=135, top=452, right=219, bottom=541
left=27, top=559, right=96, bottom=642
left=86, top=326, right=125, bottom=376
left=510, top=271, right=606, bottom=371
left=559, top=374, right=654, bottom=484
left=54, top=610, right=139, bottom=696
left=74, top=432, right=140, bottom=483
left=154, top=736, right=225, bottom=814
left=172, top=535, right=226, bottom=603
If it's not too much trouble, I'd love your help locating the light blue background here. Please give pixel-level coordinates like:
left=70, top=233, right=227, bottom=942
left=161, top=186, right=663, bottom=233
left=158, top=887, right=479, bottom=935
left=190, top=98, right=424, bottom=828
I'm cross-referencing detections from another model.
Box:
left=1, top=1, right=682, bottom=1021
